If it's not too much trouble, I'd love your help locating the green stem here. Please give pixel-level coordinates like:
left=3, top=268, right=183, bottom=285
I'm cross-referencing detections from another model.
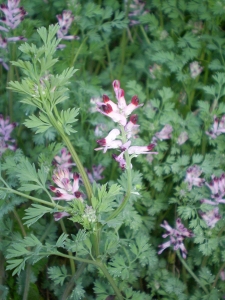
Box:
left=140, top=25, right=151, bottom=45
left=106, top=126, right=132, bottom=221
left=212, top=262, right=225, bottom=288
left=61, top=262, right=87, bottom=300
left=22, top=264, right=31, bottom=300
left=12, top=209, right=27, bottom=237
left=0, top=187, right=65, bottom=211
left=60, top=219, right=76, bottom=275
left=177, top=251, right=209, bottom=294
left=41, top=251, right=123, bottom=299
left=98, top=262, right=123, bottom=300
left=70, top=37, right=88, bottom=67
left=7, top=43, right=16, bottom=121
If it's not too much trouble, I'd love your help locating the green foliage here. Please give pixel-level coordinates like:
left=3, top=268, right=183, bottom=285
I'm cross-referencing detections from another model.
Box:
left=1, top=0, right=225, bottom=299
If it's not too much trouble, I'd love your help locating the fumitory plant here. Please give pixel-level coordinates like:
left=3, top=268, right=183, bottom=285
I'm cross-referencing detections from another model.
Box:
left=1, top=0, right=225, bottom=299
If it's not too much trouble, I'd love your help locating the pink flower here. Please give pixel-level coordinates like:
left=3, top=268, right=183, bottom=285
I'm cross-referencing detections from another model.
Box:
left=177, top=131, right=188, bottom=145
left=49, top=168, right=82, bottom=201
left=127, top=144, right=157, bottom=156
left=56, top=10, right=79, bottom=46
left=190, top=61, right=203, bottom=78
left=201, top=173, right=225, bottom=205
left=97, top=80, right=143, bottom=126
left=0, top=0, right=27, bottom=30
left=185, top=165, right=205, bottom=190
left=206, top=115, right=225, bottom=139
left=112, top=152, right=126, bottom=170
left=199, top=207, right=221, bottom=228
left=54, top=211, right=70, bottom=221
left=86, top=165, right=105, bottom=183
left=95, top=128, right=122, bottom=153
left=155, top=124, right=173, bottom=140
left=125, top=114, right=139, bottom=139
left=0, top=115, right=17, bottom=155
left=95, top=80, right=158, bottom=168
left=53, top=147, right=75, bottom=170
left=158, top=218, right=193, bottom=259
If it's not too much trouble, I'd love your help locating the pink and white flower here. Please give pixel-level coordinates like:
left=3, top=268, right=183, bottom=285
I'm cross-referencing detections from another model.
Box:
left=0, top=0, right=27, bottom=30
left=95, top=128, right=122, bottom=153
left=0, top=115, right=17, bottom=155
left=190, top=61, right=203, bottom=78
left=206, top=115, right=225, bottom=139
left=155, top=124, right=173, bottom=140
left=53, top=147, right=75, bottom=170
left=185, top=165, right=205, bottom=190
left=199, top=207, right=221, bottom=228
left=49, top=168, right=82, bottom=201
left=201, top=173, right=225, bottom=205
left=158, top=218, right=193, bottom=259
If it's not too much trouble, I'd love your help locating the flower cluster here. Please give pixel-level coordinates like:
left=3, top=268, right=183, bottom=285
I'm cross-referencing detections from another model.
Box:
left=86, top=165, right=105, bottom=183
left=189, top=61, right=203, bottom=78
left=185, top=165, right=205, bottom=190
left=95, top=80, right=158, bottom=169
left=0, top=115, right=17, bottom=155
left=52, top=147, right=75, bottom=170
left=125, top=0, right=148, bottom=26
left=158, top=218, right=193, bottom=259
left=206, top=115, right=225, bottom=139
left=56, top=10, right=79, bottom=49
left=0, top=0, right=27, bottom=69
left=199, top=173, right=225, bottom=228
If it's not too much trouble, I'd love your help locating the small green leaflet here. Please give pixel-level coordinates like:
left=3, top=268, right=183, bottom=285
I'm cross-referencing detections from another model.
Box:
left=24, top=112, right=52, bottom=134
left=23, top=204, right=53, bottom=227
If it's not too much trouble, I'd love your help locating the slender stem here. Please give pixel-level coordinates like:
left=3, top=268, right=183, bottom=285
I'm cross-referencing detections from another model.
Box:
left=212, top=262, right=225, bottom=288
left=140, top=25, right=151, bottom=45
left=43, top=251, right=99, bottom=266
left=61, top=263, right=87, bottom=300
left=98, top=262, right=123, bottom=300
left=70, top=37, right=88, bottom=67
left=176, top=251, right=209, bottom=294
left=0, top=187, right=65, bottom=211
left=22, top=264, right=31, bottom=300
left=12, top=209, right=27, bottom=237
left=59, top=219, right=76, bottom=275
left=106, top=125, right=132, bottom=221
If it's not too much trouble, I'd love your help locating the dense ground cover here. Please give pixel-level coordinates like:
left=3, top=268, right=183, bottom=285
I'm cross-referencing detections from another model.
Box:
left=1, top=0, right=225, bottom=299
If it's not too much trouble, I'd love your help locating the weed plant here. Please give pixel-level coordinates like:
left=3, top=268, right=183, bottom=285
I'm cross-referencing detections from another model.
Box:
left=0, top=0, right=225, bottom=299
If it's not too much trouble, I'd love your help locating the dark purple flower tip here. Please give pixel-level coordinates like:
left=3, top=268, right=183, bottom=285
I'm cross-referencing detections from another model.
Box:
left=97, top=138, right=106, bottom=146
left=49, top=185, right=56, bottom=191
left=103, top=94, right=110, bottom=103
left=102, top=103, right=113, bottom=114
left=130, top=114, right=138, bottom=124
left=73, top=172, right=79, bottom=180
left=147, top=143, right=155, bottom=150
left=0, top=4, right=7, bottom=9
left=131, top=95, right=139, bottom=106
left=74, top=191, right=82, bottom=198
left=113, top=80, right=120, bottom=89
left=55, top=190, right=63, bottom=197
left=112, top=154, right=117, bottom=160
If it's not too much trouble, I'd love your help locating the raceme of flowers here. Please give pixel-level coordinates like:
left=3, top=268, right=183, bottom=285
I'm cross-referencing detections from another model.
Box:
left=0, top=0, right=27, bottom=69
left=158, top=218, right=193, bottom=259
left=206, top=115, right=225, bottom=139
left=185, top=165, right=223, bottom=228
left=95, top=80, right=158, bottom=169
left=56, top=10, right=79, bottom=49
left=50, top=148, right=103, bottom=221
left=0, top=114, right=17, bottom=155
